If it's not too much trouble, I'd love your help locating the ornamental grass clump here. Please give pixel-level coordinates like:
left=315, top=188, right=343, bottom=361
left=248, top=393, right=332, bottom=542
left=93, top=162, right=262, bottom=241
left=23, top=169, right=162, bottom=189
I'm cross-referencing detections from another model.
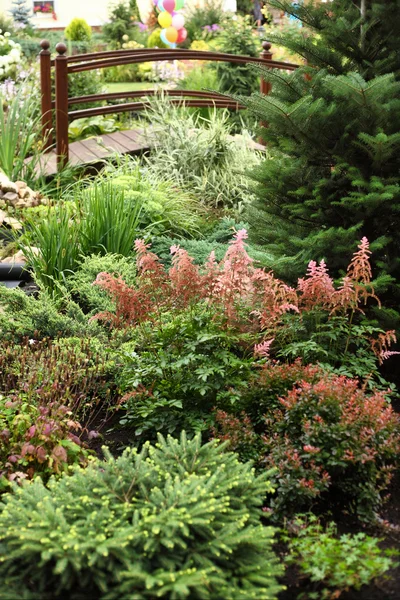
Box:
left=0, top=433, right=284, bottom=600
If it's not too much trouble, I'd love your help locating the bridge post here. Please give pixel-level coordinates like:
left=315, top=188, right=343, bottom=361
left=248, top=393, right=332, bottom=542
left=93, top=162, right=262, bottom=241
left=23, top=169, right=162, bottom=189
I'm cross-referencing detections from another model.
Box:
left=55, top=42, right=69, bottom=170
left=259, top=41, right=273, bottom=145
left=39, top=39, right=53, bottom=151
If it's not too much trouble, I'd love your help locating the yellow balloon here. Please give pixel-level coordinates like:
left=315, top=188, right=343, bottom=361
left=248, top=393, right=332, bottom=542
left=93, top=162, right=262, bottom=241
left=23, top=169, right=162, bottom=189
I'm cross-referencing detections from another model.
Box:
left=165, top=26, right=178, bottom=43
left=158, top=12, right=172, bottom=28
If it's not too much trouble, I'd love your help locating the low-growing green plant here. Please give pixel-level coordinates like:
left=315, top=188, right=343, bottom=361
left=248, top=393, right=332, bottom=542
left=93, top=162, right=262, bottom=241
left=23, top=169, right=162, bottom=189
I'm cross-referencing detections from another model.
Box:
left=100, top=159, right=207, bottom=237
left=68, top=116, right=121, bottom=142
left=184, top=0, right=225, bottom=43
left=117, top=307, right=254, bottom=437
left=0, top=286, right=102, bottom=341
left=65, top=253, right=136, bottom=314
left=284, top=515, right=397, bottom=599
left=0, top=433, right=284, bottom=599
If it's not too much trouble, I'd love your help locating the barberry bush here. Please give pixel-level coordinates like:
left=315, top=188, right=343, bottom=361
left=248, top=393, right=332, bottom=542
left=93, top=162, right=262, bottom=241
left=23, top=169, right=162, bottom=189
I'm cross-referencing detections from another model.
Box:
left=263, top=374, right=400, bottom=522
left=0, top=433, right=284, bottom=600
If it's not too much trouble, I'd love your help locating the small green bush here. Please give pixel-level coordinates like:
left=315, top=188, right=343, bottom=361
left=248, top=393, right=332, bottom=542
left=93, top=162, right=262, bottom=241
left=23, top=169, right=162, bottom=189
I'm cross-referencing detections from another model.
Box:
left=285, top=515, right=397, bottom=599
left=65, top=253, right=136, bottom=314
left=147, top=27, right=168, bottom=48
left=64, top=18, right=92, bottom=42
left=0, top=433, right=284, bottom=599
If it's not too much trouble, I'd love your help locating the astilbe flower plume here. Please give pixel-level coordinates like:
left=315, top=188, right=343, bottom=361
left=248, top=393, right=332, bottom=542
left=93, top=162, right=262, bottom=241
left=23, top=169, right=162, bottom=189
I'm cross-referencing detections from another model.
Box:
left=169, top=245, right=204, bottom=307
left=298, top=259, right=335, bottom=309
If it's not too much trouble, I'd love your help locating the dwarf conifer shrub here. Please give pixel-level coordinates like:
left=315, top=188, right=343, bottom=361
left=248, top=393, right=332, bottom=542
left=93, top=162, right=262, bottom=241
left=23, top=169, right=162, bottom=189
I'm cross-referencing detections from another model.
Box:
left=0, top=433, right=284, bottom=599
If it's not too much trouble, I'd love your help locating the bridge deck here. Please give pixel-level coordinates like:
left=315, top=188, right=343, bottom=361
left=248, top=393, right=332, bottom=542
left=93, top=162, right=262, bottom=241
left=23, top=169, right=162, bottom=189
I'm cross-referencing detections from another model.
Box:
left=35, top=127, right=265, bottom=177
left=37, top=128, right=151, bottom=176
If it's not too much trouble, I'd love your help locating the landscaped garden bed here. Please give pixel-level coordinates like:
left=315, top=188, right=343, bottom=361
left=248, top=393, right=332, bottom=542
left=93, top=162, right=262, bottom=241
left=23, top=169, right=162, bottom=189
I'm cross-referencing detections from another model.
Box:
left=0, top=0, right=400, bottom=598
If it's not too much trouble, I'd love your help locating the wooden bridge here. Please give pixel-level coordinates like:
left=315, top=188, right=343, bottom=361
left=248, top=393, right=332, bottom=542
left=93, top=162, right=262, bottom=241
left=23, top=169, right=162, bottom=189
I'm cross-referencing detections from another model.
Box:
left=38, top=41, right=299, bottom=174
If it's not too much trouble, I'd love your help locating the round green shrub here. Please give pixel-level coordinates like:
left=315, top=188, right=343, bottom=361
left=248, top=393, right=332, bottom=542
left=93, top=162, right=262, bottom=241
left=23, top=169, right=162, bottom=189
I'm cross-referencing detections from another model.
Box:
left=64, top=18, right=92, bottom=42
left=0, top=433, right=284, bottom=599
left=147, top=27, right=168, bottom=49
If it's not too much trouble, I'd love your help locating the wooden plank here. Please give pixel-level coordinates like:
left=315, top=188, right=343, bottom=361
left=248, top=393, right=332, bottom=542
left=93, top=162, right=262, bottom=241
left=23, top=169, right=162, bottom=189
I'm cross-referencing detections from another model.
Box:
left=104, top=131, right=136, bottom=152
left=98, top=133, right=137, bottom=155
left=76, top=138, right=112, bottom=161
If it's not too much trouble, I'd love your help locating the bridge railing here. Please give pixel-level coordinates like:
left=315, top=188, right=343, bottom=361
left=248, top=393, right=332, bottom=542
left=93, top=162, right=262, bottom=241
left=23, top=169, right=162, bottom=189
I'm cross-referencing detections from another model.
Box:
left=39, top=40, right=299, bottom=170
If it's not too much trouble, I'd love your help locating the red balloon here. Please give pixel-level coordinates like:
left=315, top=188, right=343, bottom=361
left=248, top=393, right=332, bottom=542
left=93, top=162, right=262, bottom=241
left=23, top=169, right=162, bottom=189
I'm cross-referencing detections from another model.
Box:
left=163, top=0, right=176, bottom=12
left=176, top=27, right=187, bottom=43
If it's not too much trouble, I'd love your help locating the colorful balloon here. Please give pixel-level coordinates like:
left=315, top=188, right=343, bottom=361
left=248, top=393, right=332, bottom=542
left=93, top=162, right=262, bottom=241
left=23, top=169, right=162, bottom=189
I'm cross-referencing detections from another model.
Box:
left=162, top=0, right=176, bottom=13
left=171, top=13, right=184, bottom=30
left=160, top=29, right=168, bottom=45
left=165, top=26, right=178, bottom=43
left=157, top=0, right=166, bottom=11
left=158, top=11, right=172, bottom=27
left=176, top=27, right=187, bottom=43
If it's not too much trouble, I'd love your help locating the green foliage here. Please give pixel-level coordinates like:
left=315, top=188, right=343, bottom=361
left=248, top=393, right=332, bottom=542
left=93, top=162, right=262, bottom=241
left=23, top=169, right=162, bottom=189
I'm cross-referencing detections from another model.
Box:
left=0, top=433, right=284, bottom=599
left=142, top=98, right=261, bottom=209
left=103, top=0, right=139, bottom=47
left=0, top=286, right=102, bottom=341
left=77, top=181, right=143, bottom=257
left=67, top=70, right=104, bottom=110
left=10, top=0, right=31, bottom=26
left=101, top=159, right=207, bottom=237
left=68, top=116, right=121, bottom=142
left=65, top=253, right=136, bottom=314
left=117, top=307, right=254, bottom=438
left=184, top=0, right=225, bottom=44
left=147, top=28, right=168, bottom=49
left=0, top=88, right=42, bottom=183
left=285, top=515, right=397, bottom=599
left=18, top=183, right=143, bottom=293
left=17, top=205, right=81, bottom=293
left=266, top=0, right=400, bottom=79
left=214, top=16, right=260, bottom=95
left=64, top=18, right=92, bottom=42
left=236, top=1, right=400, bottom=328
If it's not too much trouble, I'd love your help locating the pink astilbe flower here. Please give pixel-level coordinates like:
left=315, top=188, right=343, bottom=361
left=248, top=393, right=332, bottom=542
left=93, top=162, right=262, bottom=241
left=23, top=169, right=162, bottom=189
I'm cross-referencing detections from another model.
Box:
left=91, top=272, right=148, bottom=327
left=254, top=338, right=274, bottom=359
left=169, top=245, right=203, bottom=307
left=252, top=270, right=299, bottom=331
left=370, top=330, right=400, bottom=365
left=212, top=229, right=255, bottom=321
left=331, top=276, right=358, bottom=312
left=344, top=237, right=380, bottom=307
left=298, top=259, right=335, bottom=309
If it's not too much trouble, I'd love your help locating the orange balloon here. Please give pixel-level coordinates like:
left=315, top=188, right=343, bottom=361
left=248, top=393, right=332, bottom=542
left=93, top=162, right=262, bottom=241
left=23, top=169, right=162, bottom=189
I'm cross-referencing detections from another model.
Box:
left=165, top=26, right=178, bottom=43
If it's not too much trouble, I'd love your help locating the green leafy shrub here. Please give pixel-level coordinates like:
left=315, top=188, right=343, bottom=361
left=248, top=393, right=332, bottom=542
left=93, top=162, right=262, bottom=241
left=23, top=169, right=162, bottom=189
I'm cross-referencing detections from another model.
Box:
left=147, top=27, right=169, bottom=49
left=285, top=515, right=397, bottom=599
left=214, top=16, right=259, bottom=96
left=103, top=0, right=139, bottom=47
left=67, top=70, right=104, bottom=110
left=117, top=307, right=254, bottom=437
left=0, top=433, right=284, bottom=599
left=64, top=18, right=92, bottom=42
left=184, top=0, right=225, bottom=43
left=263, top=374, right=400, bottom=521
left=0, top=394, right=90, bottom=490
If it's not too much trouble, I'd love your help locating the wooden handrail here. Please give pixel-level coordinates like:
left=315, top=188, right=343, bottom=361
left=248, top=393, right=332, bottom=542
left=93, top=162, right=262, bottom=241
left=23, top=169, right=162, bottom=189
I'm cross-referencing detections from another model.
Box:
left=44, top=41, right=300, bottom=171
